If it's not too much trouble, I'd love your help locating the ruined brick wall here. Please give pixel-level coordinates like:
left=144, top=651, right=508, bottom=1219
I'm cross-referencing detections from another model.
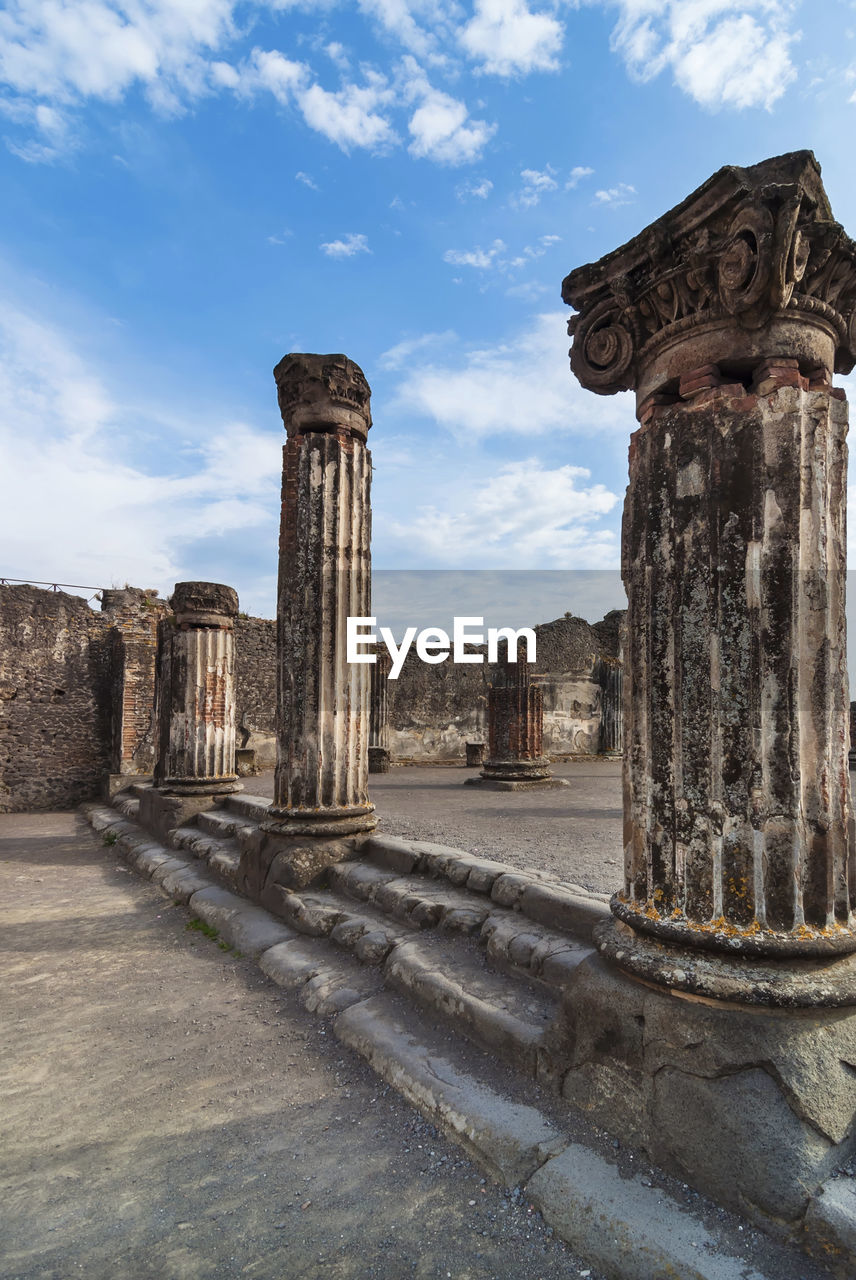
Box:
left=388, top=612, right=623, bottom=761
left=0, top=586, right=113, bottom=811
left=234, top=616, right=277, bottom=768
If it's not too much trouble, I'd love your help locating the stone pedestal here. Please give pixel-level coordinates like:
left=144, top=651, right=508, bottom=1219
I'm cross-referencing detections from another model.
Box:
left=142, top=581, right=241, bottom=840
left=466, top=741, right=486, bottom=768
left=466, top=664, right=566, bottom=790
left=560, top=150, right=856, bottom=1224
left=369, top=651, right=391, bottom=773
left=240, top=354, right=376, bottom=897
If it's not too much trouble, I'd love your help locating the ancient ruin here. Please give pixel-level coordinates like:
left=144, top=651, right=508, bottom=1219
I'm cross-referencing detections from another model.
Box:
left=467, top=660, right=564, bottom=789
left=12, top=152, right=856, bottom=1271
left=557, top=150, right=856, bottom=1219
left=140, top=581, right=241, bottom=839
left=241, top=353, right=376, bottom=893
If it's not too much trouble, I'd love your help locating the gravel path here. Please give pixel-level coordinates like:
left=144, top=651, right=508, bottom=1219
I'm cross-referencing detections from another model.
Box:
left=1, top=811, right=603, bottom=1280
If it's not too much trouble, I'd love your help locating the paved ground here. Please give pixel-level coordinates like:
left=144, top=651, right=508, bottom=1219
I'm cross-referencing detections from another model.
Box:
left=0, top=811, right=606, bottom=1280
left=248, top=761, right=623, bottom=895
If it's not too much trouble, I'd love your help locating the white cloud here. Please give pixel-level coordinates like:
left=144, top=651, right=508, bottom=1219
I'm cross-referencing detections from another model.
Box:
left=299, top=74, right=397, bottom=150
left=402, top=57, right=495, bottom=164
left=514, top=164, right=558, bottom=207
left=388, top=460, right=620, bottom=567
left=389, top=311, right=632, bottom=440
left=0, top=298, right=280, bottom=606
left=457, top=177, right=494, bottom=199
left=459, top=0, right=564, bottom=76
left=566, top=164, right=594, bottom=188
left=594, top=182, right=636, bottom=205
left=443, top=239, right=507, bottom=269
left=0, top=0, right=237, bottom=109
left=320, top=232, right=371, bottom=257
left=295, top=169, right=319, bottom=189
left=608, top=0, right=799, bottom=110
left=378, top=329, right=458, bottom=369
left=443, top=233, right=560, bottom=274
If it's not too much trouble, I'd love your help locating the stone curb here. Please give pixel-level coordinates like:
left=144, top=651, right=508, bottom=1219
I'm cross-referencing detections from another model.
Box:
left=81, top=802, right=792, bottom=1279
left=526, top=1145, right=771, bottom=1280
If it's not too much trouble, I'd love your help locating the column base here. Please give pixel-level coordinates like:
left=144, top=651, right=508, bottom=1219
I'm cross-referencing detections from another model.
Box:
left=556, top=953, right=856, bottom=1226
left=368, top=747, right=391, bottom=774
left=595, top=916, right=856, bottom=1008
left=610, top=892, right=856, bottom=959
left=239, top=818, right=375, bottom=896
left=138, top=788, right=222, bottom=845
left=465, top=758, right=569, bottom=790
left=156, top=776, right=243, bottom=797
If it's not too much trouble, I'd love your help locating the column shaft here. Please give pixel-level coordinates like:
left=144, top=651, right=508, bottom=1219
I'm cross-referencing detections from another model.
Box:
left=273, top=430, right=373, bottom=816
left=617, top=383, right=854, bottom=955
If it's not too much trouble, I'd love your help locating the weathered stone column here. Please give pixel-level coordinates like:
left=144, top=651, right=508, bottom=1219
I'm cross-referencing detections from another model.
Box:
left=140, top=582, right=241, bottom=839
left=243, top=354, right=375, bottom=895
left=466, top=662, right=565, bottom=790
left=368, top=650, right=391, bottom=773
left=598, top=659, right=622, bottom=757
left=564, top=150, right=856, bottom=1004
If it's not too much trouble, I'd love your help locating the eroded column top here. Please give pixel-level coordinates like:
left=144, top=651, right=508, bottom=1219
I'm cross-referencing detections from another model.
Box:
left=562, top=150, right=856, bottom=407
left=170, top=581, right=239, bottom=628
left=273, top=352, right=372, bottom=440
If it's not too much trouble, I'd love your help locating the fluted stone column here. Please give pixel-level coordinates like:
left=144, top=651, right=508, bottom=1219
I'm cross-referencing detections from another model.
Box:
left=368, top=650, right=391, bottom=773
left=140, top=582, right=241, bottom=839
left=564, top=150, right=856, bottom=1005
left=550, top=153, right=856, bottom=1227
left=466, top=663, right=566, bottom=790
left=242, top=353, right=376, bottom=894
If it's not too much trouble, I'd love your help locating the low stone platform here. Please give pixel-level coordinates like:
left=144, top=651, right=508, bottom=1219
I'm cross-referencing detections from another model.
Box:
left=80, top=785, right=856, bottom=1276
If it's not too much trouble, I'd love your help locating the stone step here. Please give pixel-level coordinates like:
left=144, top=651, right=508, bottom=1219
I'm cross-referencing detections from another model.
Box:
left=264, top=878, right=564, bottom=1077
left=197, top=809, right=247, bottom=839
left=221, top=792, right=272, bottom=823
left=169, top=825, right=243, bottom=889
left=327, top=860, right=594, bottom=994
left=384, top=933, right=559, bottom=1079
left=114, top=794, right=140, bottom=819
left=363, top=834, right=611, bottom=943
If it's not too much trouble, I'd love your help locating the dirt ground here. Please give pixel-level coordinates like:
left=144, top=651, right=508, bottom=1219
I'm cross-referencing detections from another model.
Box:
left=248, top=761, right=623, bottom=896
left=0, top=811, right=605, bottom=1280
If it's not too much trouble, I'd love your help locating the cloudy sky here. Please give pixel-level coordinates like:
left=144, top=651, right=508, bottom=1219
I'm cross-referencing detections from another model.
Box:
left=1, top=0, right=855, bottom=621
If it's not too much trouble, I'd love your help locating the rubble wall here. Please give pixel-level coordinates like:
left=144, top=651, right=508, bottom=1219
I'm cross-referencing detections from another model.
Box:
left=0, top=586, right=114, bottom=811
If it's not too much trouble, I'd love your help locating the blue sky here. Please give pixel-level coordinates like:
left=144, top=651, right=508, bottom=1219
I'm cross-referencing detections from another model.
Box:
left=1, top=0, right=855, bottom=622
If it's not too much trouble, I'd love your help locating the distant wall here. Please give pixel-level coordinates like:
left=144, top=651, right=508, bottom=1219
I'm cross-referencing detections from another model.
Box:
left=388, top=612, right=625, bottom=762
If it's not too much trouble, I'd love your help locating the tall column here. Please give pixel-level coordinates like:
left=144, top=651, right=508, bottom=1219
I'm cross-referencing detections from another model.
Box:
left=153, top=582, right=241, bottom=795
left=244, top=353, right=376, bottom=894
left=564, top=150, right=856, bottom=1004
left=598, top=659, right=623, bottom=756
left=466, top=662, right=565, bottom=790
left=369, top=650, right=392, bottom=773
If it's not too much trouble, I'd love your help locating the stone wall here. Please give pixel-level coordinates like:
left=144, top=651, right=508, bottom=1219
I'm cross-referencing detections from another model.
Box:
left=388, top=611, right=624, bottom=762
left=234, top=616, right=277, bottom=769
left=0, top=586, right=112, bottom=811
left=0, top=585, right=167, bottom=812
